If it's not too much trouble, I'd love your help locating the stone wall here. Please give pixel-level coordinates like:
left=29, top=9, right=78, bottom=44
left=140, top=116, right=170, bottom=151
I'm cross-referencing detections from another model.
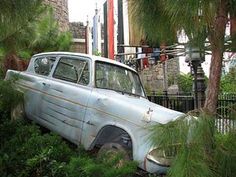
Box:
left=43, top=0, right=69, bottom=32
left=139, top=58, right=180, bottom=94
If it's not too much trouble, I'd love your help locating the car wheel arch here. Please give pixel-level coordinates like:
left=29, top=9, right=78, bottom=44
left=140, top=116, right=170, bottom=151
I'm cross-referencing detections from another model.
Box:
left=90, top=125, right=133, bottom=153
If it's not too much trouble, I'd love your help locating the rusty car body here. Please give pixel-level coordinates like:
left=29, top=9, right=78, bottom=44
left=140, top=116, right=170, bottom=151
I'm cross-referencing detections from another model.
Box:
left=5, top=52, right=184, bottom=174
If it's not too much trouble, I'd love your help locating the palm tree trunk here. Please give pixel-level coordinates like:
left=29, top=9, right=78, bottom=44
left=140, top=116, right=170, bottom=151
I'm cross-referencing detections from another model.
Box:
left=204, top=0, right=228, bottom=114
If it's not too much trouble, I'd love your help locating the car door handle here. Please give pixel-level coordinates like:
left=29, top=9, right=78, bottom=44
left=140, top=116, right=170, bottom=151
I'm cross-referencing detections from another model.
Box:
left=42, top=82, right=50, bottom=87
left=86, top=120, right=95, bottom=126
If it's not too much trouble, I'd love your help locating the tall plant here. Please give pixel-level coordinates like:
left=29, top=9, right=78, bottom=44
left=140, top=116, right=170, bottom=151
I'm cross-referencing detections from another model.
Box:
left=0, top=2, right=72, bottom=73
left=129, top=0, right=236, bottom=114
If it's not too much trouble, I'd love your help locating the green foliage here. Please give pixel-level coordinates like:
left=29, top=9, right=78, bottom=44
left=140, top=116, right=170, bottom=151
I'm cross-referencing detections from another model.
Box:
left=0, top=1, right=72, bottom=71
left=30, top=7, right=72, bottom=53
left=0, top=67, right=4, bottom=79
left=214, top=131, right=236, bottom=177
left=93, top=50, right=102, bottom=56
left=177, top=73, right=193, bottom=93
left=149, top=111, right=236, bottom=177
left=144, top=84, right=152, bottom=95
left=0, top=0, right=44, bottom=42
left=129, top=0, right=177, bottom=45
left=220, top=67, right=236, bottom=93
left=0, top=119, right=137, bottom=177
left=0, top=80, right=23, bottom=122
left=0, top=0, right=45, bottom=55
left=0, top=121, right=73, bottom=177
left=176, top=73, right=208, bottom=94
left=67, top=156, right=137, bottom=177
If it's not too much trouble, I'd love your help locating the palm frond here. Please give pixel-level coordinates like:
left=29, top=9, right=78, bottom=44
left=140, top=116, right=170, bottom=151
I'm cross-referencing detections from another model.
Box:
left=149, top=112, right=220, bottom=177
left=129, top=0, right=177, bottom=45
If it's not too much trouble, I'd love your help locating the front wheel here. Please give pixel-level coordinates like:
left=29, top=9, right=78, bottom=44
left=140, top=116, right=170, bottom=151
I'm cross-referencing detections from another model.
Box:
left=97, top=142, right=131, bottom=168
left=11, top=102, right=25, bottom=121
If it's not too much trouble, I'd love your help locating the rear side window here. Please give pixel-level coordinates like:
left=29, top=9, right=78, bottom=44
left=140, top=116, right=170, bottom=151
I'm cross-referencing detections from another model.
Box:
left=34, top=56, right=56, bottom=76
left=53, top=57, right=90, bottom=85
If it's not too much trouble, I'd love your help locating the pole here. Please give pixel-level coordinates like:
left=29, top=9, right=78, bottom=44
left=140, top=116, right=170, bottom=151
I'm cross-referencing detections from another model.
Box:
left=194, top=65, right=198, bottom=109
left=163, top=61, right=168, bottom=107
left=108, top=0, right=114, bottom=59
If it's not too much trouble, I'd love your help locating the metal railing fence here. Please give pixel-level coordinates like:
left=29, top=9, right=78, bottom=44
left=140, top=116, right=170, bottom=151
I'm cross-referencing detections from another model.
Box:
left=147, top=93, right=236, bottom=133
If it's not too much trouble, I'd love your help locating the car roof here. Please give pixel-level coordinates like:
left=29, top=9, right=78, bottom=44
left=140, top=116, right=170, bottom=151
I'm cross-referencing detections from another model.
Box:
left=33, top=52, right=137, bottom=72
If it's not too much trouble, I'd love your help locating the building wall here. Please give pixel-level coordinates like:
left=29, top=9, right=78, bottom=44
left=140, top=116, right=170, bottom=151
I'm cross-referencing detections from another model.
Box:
left=43, top=0, right=69, bottom=32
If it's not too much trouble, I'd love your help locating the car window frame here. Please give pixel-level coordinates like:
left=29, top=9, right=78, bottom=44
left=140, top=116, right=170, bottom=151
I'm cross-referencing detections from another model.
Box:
left=52, top=55, right=91, bottom=86
left=33, top=56, right=57, bottom=77
left=94, top=60, right=147, bottom=98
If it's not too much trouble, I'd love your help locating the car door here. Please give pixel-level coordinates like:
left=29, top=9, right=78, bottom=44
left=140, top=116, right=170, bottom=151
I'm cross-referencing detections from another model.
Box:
left=23, top=55, right=57, bottom=121
left=39, top=55, right=92, bottom=145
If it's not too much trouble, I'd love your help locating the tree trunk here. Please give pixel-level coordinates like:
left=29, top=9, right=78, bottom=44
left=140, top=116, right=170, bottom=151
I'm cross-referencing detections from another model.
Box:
left=3, top=53, right=27, bottom=74
left=230, top=8, right=236, bottom=51
left=204, top=0, right=228, bottom=114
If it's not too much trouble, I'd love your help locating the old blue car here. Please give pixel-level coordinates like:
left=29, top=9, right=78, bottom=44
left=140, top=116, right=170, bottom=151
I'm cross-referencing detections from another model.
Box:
left=5, top=52, right=184, bottom=174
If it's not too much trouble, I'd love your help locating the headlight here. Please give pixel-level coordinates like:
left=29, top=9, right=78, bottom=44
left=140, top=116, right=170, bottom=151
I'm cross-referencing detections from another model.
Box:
left=146, top=147, right=176, bottom=167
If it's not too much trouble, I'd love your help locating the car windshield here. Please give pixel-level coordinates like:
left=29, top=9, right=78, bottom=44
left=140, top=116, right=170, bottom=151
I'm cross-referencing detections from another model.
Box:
left=95, top=61, right=145, bottom=97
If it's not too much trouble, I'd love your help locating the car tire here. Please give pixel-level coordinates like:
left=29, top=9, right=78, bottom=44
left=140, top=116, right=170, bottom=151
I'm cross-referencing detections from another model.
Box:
left=11, top=102, right=25, bottom=121
left=97, top=142, right=131, bottom=168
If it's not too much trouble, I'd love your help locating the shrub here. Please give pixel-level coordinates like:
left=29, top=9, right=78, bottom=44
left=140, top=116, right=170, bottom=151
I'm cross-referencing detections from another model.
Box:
left=67, top=156, right=137, bottom=177
left=0, top=118, right=137, bottom=177
left=149, top=111, right=236, bottom=177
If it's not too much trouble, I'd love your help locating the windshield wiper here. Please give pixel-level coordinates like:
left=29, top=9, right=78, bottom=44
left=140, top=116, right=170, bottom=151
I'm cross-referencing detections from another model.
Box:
left=115, top=90, right=141, bottom=98
left=96, top=87, right=143, bottom=98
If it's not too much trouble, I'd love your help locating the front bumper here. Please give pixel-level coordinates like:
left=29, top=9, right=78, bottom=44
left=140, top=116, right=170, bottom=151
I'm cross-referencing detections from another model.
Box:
left=143, top=147, right=175, bottom=174
left=144, top=156, right=169, bottom=174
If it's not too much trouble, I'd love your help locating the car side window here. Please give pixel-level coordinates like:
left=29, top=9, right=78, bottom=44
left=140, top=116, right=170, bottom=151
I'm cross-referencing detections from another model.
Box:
left=34, top=57, right=56, bottom=76
left=53, top=57, right=90, bottom=85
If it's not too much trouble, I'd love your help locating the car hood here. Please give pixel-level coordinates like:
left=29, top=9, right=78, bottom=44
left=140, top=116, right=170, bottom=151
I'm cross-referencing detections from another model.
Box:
left=143, top=99, right=185, bottom=124
left=95, top=89, right=185, bottom=125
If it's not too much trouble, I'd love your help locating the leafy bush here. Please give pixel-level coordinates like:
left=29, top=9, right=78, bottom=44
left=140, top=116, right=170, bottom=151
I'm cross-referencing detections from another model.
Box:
left=0, top=121, right=72, bottom=177
left=0, top=119, right=137, bottom=177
